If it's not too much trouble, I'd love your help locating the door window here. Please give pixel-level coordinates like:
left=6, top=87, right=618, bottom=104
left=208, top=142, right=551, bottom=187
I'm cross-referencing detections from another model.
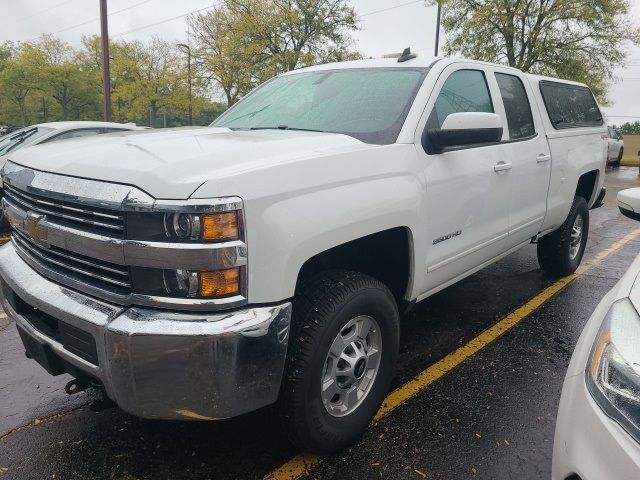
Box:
left=430, top=69, right=493, bottom=128
left=495, top=73, right=535, bottom=140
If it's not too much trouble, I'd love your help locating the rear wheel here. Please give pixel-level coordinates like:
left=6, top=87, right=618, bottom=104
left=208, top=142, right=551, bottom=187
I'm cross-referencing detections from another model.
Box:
left=537, top=196, right=589, bottom=276
left=279, top=270, right=399, bottom=453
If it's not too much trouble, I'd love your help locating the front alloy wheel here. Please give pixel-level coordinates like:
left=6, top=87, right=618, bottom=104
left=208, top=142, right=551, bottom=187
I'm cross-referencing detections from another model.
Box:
left=321, top=315, right=382, bottom=417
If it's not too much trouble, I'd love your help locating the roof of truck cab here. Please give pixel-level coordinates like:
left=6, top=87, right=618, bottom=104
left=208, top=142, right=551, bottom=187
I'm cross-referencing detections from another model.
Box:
left=284, top=56, right=526, bottom=74
left=286, top=58, right=588, bottom=88
left=524, top=73, right=589, bottom=88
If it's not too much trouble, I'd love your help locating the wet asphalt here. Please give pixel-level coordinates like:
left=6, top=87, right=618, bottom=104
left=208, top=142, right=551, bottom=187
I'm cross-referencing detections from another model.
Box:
left=2, top=167, right=640, bottom=480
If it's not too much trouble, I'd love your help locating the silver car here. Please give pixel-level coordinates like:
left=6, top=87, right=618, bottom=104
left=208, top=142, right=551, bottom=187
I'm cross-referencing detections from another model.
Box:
left=0, top=121, right=146, bottom=166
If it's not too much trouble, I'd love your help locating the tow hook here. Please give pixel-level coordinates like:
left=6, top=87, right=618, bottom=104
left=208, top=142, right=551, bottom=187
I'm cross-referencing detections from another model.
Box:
left=64, top=379, right=90, bottom=395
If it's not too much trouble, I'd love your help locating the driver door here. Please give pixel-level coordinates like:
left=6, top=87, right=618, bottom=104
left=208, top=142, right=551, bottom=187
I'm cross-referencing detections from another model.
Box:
left=416, top=65, right=511, bottom=293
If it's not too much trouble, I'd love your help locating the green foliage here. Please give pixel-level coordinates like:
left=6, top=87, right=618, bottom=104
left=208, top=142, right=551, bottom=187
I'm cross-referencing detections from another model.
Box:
left=614, top=121, right=640, bottom=135
left=441, top=0, right=640, bottom=103
left=190, top=0, right=361, bottom=105
left=0, top=2, right=360, bottom=125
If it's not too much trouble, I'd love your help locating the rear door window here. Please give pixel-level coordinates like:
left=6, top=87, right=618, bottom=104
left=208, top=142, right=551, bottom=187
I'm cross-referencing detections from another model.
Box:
left=495, top=73, right=535, bottom=140
left=539, top=81, right=603, bottom=129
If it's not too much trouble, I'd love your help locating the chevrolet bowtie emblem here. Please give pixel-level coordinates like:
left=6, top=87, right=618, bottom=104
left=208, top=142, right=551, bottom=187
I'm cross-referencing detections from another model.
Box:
left=23, top=211, right=49, bottom=248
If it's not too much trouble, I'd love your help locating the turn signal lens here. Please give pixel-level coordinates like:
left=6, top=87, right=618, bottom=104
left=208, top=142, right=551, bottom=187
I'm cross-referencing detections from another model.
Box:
left=199, top=268, right=240, bottom=297
left=202, top=212, right=238, bottom=241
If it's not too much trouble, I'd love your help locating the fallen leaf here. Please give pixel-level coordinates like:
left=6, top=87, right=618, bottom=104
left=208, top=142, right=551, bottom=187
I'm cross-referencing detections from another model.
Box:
left=414, top=469, right=427, bottom=478
left=0, top=467, right=8, bottom=475
left=475, top=433, right=481, bottom=438
left=33, top=419, right=41, bottom=426
left=505, top=439, right=510, bottom=446
left=471, top=467, right=478, bottom=475
left=372, top=462, right=380, bottom=467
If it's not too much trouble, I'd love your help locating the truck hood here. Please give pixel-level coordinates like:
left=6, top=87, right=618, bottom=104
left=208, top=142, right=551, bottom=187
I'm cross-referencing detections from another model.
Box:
left=5, top=127, right=372, bottom=199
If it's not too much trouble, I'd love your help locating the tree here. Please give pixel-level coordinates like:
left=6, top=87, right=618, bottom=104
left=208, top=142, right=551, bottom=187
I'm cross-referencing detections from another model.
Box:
left=190, top=6, right=262, bottom=106
left=27, top=36, right=101, bottom=121
left=614, top=121, right=640, bottom=135
left=441, top=0, right=640, bottom=102
left=0, top=41, right=43, bottom=126
left=228, top=0, right=360, bottom=72
left=191, top=0, right=360, bottom=107
left=109, top=37, right=194, bottom=127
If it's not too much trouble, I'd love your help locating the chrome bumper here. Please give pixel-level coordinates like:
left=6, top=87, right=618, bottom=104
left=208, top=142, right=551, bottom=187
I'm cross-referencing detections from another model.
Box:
left=0, top=243, right=291, bottom=420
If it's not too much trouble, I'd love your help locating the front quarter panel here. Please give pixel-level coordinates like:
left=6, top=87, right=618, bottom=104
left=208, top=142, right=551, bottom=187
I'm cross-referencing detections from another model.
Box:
left=192, top=144, right=425, bottom=304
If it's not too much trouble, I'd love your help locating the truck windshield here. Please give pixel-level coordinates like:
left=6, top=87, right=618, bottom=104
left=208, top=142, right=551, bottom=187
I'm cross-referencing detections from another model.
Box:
left=213, top=68, right=429, bottom=145
left=0, top=126, right=53, bottom=156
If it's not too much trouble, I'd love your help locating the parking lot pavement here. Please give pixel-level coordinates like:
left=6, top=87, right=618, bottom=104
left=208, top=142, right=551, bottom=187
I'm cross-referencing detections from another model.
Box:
left=1, top=167, right=639, bottom=480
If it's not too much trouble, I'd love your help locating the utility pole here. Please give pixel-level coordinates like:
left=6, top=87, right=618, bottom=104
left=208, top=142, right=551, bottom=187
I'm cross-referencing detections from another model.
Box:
left=177, top=43, right=193, bottom=126
left=100, top=0, right=112, bottom=121
left=434, top=1, right=442, bottom=57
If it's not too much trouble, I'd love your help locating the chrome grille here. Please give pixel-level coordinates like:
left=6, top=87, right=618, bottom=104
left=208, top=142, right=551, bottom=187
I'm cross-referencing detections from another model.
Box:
left=12, top=229, right=131, bottom=294
left=3, top=183, right=124, bottom=236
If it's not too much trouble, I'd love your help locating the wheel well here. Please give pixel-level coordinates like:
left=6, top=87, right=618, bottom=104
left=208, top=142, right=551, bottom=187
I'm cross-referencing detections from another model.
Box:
left=575, top=170, right=598, bottom=204
left=295, top=227, right=412, bottom=305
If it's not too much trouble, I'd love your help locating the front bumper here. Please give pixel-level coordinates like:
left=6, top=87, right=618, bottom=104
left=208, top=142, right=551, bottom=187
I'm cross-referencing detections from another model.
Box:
left=552, top=373, right=640, bottom=480
left=0, top=242, right=292, bottom=420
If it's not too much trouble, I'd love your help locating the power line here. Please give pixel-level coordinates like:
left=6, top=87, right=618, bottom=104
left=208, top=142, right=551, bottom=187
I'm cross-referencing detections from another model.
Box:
left=112, top=4, right=215, bottom=37
left=3, top=0, right=77, bottom=28
left=40, top=0, right=157, bottom=38
left=360, top=0, right=425, bottom=17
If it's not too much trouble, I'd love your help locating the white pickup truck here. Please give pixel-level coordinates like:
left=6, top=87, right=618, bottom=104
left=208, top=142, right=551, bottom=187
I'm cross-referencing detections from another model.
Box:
left=0, top=54, right=607, bottom=453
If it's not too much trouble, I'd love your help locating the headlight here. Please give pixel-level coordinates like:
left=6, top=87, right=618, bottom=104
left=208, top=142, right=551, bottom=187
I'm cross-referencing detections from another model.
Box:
left=164, top=212, right=239, bottom=241
left=124, top=199, right=246, bottom=301
left=586, top=298, right=640, bottom=443
left=126, top=211, right=241, bottom=243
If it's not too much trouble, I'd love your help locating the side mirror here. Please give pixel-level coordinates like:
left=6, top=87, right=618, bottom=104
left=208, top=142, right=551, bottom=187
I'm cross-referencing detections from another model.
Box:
left=618, top=188, right=640, bottom=221
left=424, top=112, right=503, bottom=152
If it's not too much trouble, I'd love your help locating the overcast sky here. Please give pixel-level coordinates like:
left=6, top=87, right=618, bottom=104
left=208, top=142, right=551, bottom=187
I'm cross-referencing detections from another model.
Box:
left=1, top=0, right=639, bottom=123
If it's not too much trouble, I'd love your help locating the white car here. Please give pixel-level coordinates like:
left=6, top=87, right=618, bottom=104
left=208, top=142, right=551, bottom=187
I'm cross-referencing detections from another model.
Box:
left=0, top=121, right=146, bottom=164
left=607, top=126, right=624, bottom=167
left=0, top=55, right=608, bottom=453
left=552, top=188, right=640, bottom=480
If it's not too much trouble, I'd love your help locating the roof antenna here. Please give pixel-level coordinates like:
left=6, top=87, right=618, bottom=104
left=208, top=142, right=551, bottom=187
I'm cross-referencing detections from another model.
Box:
left=397, top=47, right=417, bottom=63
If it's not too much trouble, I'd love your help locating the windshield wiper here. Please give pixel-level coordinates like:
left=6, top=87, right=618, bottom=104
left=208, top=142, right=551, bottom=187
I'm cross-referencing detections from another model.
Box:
left=0, top=127, right=38, bottom=155
left=250, top=125, right=327, bottom=133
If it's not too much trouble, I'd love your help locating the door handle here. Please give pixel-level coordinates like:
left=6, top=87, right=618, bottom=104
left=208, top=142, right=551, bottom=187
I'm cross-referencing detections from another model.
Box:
left=536, top=154, right=551, bottom=163
left=494, top=162, right=512, bottom=172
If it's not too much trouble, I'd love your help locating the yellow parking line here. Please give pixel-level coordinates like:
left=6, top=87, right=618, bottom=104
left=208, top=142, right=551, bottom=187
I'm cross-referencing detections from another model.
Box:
left=264, top=227, right=640, bottom=480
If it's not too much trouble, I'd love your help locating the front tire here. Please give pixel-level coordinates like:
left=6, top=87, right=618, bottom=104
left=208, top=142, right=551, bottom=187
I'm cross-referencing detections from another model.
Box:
left=279, top=270, right=400, bottom=453
left=537, top=196, right=589, bottom=276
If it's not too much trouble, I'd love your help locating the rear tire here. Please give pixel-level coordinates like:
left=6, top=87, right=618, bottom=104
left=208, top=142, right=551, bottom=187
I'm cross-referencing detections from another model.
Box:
left=279, top=270, right=400, bottom=453
left=537, top=196, right=589, bottom=277
left=615, top=150, right=623, bottom=167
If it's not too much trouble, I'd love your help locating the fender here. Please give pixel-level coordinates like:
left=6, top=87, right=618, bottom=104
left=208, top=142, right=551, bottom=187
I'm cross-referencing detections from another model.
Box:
left=192, top=143, right=426, bottom=304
